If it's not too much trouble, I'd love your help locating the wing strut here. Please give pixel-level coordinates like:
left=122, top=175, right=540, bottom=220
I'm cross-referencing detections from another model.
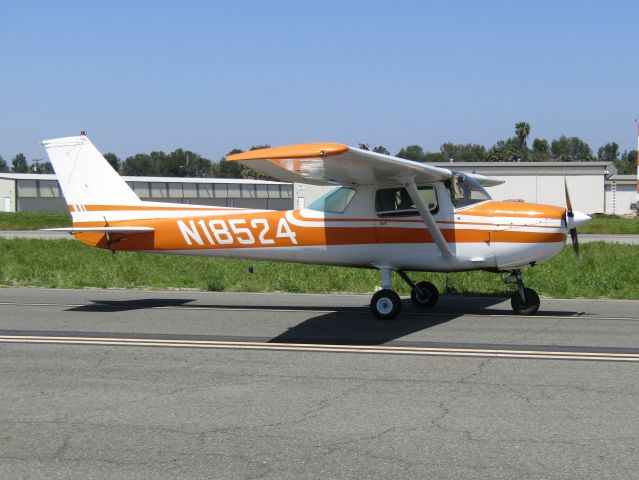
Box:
left=404, top=179, right=456, bottom=261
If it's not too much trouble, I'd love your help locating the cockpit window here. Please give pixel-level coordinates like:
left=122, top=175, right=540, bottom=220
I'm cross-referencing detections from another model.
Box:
left=447, top=174, right=491, bottom=208
left=307, top=187, right=356, bottom=213
left=375, top=185, right=438, bottom=217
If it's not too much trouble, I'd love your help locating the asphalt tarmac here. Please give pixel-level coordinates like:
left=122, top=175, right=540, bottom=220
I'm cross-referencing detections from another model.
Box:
left=1, top=288, right=639, bottom=479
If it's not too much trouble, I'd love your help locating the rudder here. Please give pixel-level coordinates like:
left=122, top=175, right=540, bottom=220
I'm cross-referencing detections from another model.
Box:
left=41, top=135, right=141, bottom=216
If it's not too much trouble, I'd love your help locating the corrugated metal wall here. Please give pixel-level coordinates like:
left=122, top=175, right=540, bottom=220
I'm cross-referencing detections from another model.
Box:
left=485, top=175, right=604, bottom=214
left=10, top=178, right=294, bottom=212
left=605, top=184, right=636, bottom=214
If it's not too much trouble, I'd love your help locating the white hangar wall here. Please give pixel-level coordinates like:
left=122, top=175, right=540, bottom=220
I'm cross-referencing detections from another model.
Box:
left=605, top=175, right=637, bottom=215
left=432, top=162, right=611, bottom=215
left=296, top=162, right=613, bottom=215
left=484, top=175, right=604, bottom=214
left=0, top=177, right=16, bottom=212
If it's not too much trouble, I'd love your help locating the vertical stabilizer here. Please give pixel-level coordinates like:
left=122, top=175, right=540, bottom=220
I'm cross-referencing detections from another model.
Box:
left=41, top=135, right=141, bottom=212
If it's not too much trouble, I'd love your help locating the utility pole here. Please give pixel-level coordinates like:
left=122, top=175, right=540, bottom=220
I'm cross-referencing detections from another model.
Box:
left=636, top=119, right=639, bottom=216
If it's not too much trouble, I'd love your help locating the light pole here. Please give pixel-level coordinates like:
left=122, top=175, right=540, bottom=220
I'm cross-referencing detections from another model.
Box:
left=636, top=119, right=639, bottom=216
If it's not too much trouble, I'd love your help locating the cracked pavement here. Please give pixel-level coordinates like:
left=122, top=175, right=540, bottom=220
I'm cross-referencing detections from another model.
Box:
left=1, top=288, right=639, bottom=479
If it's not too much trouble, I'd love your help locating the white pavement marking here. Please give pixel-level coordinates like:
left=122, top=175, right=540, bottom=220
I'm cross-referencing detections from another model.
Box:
left=1, top=334, right=638, bottom=362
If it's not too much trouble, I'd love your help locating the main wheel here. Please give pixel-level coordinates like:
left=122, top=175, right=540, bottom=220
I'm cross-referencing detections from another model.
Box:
left=511, top=288, right=540, bottom=315
left=410, top=281, right=439, bottom=308
left=371, top=289, right=402, bottom=320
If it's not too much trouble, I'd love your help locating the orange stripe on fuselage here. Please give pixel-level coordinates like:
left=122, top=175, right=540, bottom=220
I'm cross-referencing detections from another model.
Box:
left=70, top=208, right=565, bottom=252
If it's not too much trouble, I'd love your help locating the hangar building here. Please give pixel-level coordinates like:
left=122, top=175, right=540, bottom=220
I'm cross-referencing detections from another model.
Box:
left=296, top=161, right=633, bottom=215
left=0, top=161, right=636, bottom=215
left=0, top=174, right=293, bottom=213
left=605, top=174, right=638, bottom=215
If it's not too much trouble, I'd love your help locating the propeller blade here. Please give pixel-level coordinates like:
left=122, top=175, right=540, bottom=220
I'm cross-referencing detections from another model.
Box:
left=565, top=178, right=579, bottom=259
left=570, top=228, right=580, bottom=260
left=564, top=178, right=574, bottom=218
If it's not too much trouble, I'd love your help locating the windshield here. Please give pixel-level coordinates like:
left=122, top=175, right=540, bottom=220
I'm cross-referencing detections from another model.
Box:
left=307, top=187, right=356, bottom=213
left=448, top=174, right=491, bottom=208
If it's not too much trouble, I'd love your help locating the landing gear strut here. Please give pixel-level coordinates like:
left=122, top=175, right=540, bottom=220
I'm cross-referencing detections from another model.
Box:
left=370, top=269, right=440, bottom=319
left=508, top=270, right=540, bottom=315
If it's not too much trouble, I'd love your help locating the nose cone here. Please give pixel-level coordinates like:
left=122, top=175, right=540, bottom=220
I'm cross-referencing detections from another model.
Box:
left=567, top=210, right=591, bottom=229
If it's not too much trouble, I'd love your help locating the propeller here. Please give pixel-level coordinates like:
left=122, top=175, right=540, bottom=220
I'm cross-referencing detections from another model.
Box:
left=564, top=178, right=580, bottom=259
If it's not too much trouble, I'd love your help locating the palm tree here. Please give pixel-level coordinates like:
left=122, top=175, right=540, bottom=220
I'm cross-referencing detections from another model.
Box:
left=515, top=122, right=531, bottom=151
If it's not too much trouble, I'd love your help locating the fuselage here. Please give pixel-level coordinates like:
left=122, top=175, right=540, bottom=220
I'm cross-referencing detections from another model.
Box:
left=69, top=182, right=569, bottom=273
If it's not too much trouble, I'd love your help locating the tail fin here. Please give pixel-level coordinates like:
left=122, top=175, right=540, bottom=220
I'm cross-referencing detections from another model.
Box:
left=41, top=135, right=141, bottom=217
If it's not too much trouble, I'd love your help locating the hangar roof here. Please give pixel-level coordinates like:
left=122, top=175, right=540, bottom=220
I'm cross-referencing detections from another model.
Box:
left=430, top=161, right=614, bottom=176
left=607, top=174, right=637, bottom=184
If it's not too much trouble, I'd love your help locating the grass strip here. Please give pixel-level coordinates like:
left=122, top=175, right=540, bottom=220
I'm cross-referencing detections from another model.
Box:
left=578, top=214, right=639, bottom=234
left=0, top=212, right=71, bottom=230
left=0, top=238, right=637, bottom=299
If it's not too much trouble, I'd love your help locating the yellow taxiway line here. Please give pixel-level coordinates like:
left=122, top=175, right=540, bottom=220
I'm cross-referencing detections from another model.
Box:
left=0, top=334, right=637, bottom=362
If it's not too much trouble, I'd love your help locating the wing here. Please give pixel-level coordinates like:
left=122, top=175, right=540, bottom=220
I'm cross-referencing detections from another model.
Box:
left=226, top=143, right=452, bottom=186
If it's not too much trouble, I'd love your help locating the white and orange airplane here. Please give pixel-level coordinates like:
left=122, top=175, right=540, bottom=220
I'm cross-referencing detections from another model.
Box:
left=41, top=135, right=590, bottom=319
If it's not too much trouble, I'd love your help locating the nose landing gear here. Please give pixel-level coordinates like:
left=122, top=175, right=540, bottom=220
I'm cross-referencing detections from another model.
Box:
left=507, top=270, right=540, bottom=315
left=396, top=271, right=439, bottom=309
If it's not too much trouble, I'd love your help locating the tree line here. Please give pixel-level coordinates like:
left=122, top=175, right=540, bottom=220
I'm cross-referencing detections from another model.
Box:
left=391, top=122, right=637, bottom=174
left=0, top=146, right=276, bottom=180
left=0, top=122, right=636, bottom=177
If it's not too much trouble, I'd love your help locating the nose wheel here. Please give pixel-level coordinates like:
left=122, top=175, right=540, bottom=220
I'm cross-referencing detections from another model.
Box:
left=508, top=270, right=540, bottom=315
left=410, top=281, right=439, bottom=308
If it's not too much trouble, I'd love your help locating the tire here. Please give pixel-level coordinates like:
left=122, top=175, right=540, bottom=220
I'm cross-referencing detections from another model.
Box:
left=371, top=289, right=402, bottom=320
left=410, top=281, right=439, bottom=308
left=511, top=288, right=540, bottom=315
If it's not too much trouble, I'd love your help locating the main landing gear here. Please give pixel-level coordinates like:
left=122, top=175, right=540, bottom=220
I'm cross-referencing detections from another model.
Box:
left=370, top=269, right=440, bottom=320
left=508, top=270, right=540, bottom=315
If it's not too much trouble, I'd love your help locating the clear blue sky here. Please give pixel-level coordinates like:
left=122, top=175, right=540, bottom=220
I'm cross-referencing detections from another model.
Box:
left=1, top=0, right=638, bottom=163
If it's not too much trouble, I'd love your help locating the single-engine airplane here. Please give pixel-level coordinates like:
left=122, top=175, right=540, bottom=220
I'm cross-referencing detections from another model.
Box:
left=41, top=135, right=591, bottom=319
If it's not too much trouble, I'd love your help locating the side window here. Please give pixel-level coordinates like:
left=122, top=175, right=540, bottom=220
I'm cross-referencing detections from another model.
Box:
left=375, top=185, right=438, bottom=217
left=307, top=187, right=357, bottom=214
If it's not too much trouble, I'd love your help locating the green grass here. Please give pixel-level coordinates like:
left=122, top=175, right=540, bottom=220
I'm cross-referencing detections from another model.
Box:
left=0, top=238, right=637, bottom=299
left=0, top=212, right=71, bottom=230
left=578, top=214, right=639, bottom=234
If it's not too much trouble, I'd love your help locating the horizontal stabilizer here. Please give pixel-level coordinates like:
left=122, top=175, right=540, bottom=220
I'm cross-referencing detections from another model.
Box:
left=41, top=227, right=154, bottom=234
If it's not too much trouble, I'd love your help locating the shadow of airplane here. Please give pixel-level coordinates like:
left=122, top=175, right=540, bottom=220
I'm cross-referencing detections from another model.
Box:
left=67, top=298, right=196, bottom=313
left=64, top=295, right=583, bottom=346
